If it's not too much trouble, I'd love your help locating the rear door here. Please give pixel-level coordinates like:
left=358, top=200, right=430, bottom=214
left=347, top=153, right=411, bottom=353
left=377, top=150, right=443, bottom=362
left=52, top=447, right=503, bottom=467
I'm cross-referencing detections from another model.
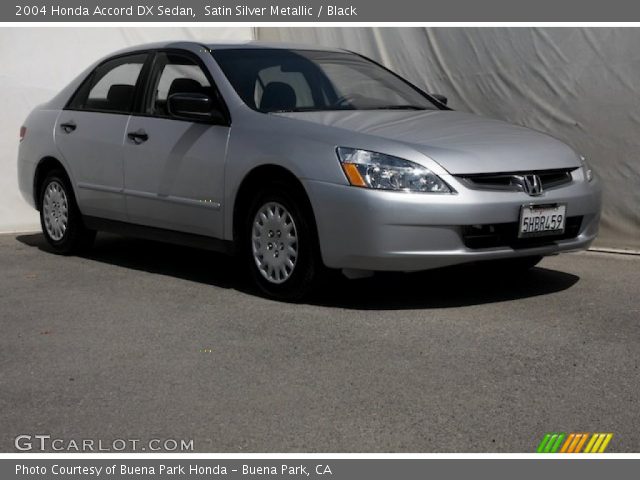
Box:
left=55, top=52, right=150, bottom=220
left=122, top=50, right=229, bottom=238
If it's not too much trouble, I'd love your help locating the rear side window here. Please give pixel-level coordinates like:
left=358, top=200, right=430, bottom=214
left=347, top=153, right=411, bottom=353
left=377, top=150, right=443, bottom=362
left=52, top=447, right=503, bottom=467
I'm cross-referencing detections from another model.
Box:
left=67, top=53, right=148, bottom=114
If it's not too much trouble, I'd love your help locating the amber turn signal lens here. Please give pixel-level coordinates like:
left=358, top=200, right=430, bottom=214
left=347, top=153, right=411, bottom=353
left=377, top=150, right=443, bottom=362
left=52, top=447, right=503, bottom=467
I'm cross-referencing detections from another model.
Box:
left=341, top=163, right=367, bottom=187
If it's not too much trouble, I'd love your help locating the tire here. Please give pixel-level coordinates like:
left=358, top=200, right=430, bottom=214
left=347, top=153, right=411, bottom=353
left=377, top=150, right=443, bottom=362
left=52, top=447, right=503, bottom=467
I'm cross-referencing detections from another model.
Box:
left=485, top=255, right=543, bottom=273
left=39, top=169, right=95, bottom=254
left=244, top=182, right=323, bottom=300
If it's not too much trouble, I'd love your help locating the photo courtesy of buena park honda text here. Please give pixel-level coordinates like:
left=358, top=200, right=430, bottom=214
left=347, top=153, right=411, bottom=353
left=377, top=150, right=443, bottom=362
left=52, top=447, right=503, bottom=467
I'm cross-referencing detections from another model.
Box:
left=1, top=0, right=639, bottom=478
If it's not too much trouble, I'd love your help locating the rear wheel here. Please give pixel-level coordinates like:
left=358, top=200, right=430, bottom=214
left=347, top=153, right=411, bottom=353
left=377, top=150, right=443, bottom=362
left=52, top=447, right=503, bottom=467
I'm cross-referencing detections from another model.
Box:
left=39, top=170, right=95, bottom=254
left=244, top=184, right=322, bottom=300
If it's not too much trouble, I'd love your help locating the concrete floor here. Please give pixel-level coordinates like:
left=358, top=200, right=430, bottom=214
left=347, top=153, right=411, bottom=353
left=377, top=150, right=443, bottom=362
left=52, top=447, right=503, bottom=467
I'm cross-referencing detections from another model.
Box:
left=1, top=232, right=639, bottom=452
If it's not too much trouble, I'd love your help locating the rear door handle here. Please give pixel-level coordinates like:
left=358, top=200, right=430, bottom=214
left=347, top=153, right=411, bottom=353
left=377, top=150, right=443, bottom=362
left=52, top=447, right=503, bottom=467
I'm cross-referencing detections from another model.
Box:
left=127, top=129, right=149, bottom=144
left=60, top=121, right=76, bottom=133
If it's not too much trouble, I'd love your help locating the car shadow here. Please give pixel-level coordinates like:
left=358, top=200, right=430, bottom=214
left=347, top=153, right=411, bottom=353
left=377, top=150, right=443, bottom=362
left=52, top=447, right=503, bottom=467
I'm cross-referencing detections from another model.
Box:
left=16, top=233, right=579, bottom=310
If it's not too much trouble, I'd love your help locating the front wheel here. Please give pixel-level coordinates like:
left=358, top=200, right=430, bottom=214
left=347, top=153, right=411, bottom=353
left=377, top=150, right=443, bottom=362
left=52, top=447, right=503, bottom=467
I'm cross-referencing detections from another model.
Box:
left=244, top=186, right=322, bottom=300
left=39, top=170, right=95, bottom=254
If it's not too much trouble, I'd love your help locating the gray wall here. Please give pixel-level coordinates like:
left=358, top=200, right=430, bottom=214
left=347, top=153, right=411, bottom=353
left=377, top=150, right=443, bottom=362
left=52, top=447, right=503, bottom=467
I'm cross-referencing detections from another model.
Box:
left=258, top=27, right=640, bottom=251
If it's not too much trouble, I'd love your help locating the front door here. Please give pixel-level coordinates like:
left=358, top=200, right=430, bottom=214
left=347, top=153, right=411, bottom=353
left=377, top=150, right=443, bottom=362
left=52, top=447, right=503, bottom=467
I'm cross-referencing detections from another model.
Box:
left=123, top=51, right=229, bottom=238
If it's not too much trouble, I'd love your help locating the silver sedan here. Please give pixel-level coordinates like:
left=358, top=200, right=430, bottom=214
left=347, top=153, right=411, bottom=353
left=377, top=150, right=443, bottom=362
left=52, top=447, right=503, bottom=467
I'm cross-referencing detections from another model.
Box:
left=17, top=41, right=602, bottom=299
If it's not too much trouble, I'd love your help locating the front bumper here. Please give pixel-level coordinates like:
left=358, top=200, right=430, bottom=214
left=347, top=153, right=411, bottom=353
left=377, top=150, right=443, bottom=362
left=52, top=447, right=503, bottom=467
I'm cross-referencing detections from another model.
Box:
left=303, top=175, right=602, bottom=272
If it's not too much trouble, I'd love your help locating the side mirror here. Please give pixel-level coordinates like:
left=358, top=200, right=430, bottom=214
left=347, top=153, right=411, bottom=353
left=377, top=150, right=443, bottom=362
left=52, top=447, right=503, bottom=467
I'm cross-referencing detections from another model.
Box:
left=430, top=93, right=448, bottom=106
left=167, top=92, right=226, bottom=123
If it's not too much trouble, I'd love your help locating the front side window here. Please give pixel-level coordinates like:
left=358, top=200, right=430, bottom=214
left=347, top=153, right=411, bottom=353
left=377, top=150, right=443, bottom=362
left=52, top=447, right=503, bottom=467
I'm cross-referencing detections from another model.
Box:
left=212, top=48, right=440, bottom=113
left=68, top=53, right=148, bottom=113
left=145, top=52, right=215, bottom=117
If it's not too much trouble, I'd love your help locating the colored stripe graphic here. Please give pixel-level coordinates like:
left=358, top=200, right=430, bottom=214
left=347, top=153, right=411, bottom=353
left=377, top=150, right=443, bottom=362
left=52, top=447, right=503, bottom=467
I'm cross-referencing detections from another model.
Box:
left=538, top=433, right=613, bottom=453
left=549, top=433, right=565, bottom=453
left=537, top=434, right=552, bottom=453
left=536, top=433, right=565, bottom=453
left=584, top=433, right=614, bottom=453
left=574, top=433, right=590, bottom=453
left=584, top=434, right=599, bottom=453
left=562, top=433, right=577, bottom=453
left=598, top=433, right=613, bottom=453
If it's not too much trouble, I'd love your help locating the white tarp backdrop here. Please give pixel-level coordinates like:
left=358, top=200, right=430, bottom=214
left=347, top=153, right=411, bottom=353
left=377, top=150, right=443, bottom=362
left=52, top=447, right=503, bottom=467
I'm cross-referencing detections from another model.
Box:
left=2, top=28, right=638, bottom=250
left=0, top=27, right=253, bottom=233
left=258, top=28, right=640, bottom=251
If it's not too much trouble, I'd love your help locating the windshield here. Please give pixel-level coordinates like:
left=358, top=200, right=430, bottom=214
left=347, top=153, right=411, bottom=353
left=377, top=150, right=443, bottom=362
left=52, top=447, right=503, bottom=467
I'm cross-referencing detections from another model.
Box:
left=211, top=48, right=441, bottom=113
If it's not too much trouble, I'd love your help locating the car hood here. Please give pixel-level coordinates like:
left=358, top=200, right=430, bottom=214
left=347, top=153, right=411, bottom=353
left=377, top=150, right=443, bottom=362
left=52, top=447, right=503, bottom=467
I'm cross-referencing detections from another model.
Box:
left=275, top=110, right=580, bottom=174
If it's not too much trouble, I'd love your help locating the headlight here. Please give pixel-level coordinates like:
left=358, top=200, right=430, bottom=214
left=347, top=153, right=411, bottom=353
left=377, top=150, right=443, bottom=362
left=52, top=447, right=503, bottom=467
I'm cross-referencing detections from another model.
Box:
left=580, top=155, right=594, bottom=182
left=336, top=147, right=453, bottom=193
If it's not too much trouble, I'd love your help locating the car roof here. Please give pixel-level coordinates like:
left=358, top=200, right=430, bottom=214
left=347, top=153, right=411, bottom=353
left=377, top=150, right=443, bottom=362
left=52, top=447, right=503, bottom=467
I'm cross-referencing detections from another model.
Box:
left=206, top=40, right=346, bottom=52
left=110, top=40, right=346, bottom=56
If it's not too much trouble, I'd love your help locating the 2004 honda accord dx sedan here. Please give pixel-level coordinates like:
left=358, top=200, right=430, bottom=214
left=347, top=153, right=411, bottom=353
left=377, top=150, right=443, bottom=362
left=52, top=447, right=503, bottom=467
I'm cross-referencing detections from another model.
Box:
left=18, top=41, right=602, bottom=299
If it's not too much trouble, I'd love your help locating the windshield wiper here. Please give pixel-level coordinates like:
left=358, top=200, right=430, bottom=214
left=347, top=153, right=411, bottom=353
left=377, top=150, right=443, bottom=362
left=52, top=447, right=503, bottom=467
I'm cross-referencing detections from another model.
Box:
left=267, top=105, right=428, bottom=113
left=367, top=105, right=427, bottom=110
left=267, top=106, right=355, bottom=113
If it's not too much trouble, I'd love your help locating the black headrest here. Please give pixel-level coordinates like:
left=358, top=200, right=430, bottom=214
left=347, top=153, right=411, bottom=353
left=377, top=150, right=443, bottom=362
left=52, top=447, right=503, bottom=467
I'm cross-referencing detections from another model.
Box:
left=168, top=78, right=203, bottom=98
left=260, top=82, right=297, bottom=111
left=107, top=84, right=135, bottom=111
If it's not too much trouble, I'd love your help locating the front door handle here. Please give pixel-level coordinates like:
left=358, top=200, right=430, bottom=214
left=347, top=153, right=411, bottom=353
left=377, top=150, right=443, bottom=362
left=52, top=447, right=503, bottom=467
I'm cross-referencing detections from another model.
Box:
left=127, top=129, right=149, bottom=144
left=60, top=121, right=76, bottom=133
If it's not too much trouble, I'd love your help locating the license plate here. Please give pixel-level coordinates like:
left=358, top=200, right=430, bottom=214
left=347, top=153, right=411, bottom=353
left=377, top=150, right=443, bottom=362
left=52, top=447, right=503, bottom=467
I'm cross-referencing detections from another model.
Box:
left=518, top=204, right=566, bottom=238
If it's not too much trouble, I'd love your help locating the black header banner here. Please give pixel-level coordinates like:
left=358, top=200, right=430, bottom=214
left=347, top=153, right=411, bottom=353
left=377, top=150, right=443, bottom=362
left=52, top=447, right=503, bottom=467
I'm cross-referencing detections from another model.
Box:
left=4, top=0, right=640, bottom=22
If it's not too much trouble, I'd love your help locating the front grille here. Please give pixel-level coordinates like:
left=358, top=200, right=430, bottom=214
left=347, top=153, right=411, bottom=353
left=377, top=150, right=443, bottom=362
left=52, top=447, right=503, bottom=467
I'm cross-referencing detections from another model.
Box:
left=462, top=216, right=583, bottom=249
left=457, top=168, right=576, bottom=192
